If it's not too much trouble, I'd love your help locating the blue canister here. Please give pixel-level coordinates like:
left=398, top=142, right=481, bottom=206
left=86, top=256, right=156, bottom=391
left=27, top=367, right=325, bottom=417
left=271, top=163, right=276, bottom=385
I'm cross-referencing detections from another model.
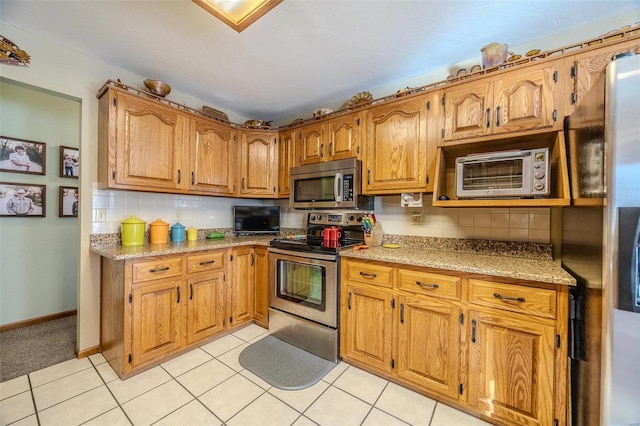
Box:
left=170, top=222, right=185, bottom=242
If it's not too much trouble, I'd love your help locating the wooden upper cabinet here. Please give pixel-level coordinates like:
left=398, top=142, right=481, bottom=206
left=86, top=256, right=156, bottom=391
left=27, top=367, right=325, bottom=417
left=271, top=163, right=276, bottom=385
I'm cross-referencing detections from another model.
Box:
left=564, top=38, right=640, bottom=115
left=363, top=94, right=433, bottom=194
left=325, top=113, right=362, bottom=161
left=298, top=122, right=325, bottom=165
left=444, top=61, right=560, bottom=142
left=237, top=129, right=278, bottom=197
left=107, top=91, right=187, bottom=191
left=189, top=118, right=236, bottom=196
left=297, top=112, right=361, bottom=165
left=277, top=129, right=297, bottom=198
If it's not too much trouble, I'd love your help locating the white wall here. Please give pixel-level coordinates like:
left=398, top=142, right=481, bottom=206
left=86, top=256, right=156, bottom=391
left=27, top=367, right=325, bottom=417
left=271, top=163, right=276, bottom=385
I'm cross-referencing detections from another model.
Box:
left=0, top=80, right=80, bottom=325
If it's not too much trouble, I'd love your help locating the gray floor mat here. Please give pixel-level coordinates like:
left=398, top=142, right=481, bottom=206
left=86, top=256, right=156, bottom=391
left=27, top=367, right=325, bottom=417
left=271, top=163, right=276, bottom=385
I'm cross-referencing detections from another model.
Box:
left=239, top=335, right=336, bottom=390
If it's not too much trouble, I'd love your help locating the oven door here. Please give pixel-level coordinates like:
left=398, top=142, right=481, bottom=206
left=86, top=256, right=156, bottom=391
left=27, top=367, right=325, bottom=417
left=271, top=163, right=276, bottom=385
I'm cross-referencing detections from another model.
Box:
left=268, top=247, right=338, bottom=327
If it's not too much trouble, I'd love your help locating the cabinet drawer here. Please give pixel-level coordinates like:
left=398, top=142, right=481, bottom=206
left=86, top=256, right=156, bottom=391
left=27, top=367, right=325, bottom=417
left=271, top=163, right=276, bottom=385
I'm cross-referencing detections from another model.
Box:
left=398, top=269, right=461, bottom=301
left=187, top=251, right=225, bottom=274
left=346, top=261, right=393, bottom=288
left=131, top=257, right=184, bottom=283
left=468, top=279, right=557, bottom=319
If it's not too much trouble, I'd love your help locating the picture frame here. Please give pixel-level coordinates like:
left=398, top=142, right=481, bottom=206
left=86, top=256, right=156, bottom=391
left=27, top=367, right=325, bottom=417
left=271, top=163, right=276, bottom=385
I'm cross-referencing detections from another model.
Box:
left=59, top=146, right=79, bottom=178
left=0, top=136, right=46, bottom=175
left=59, top=186, right=79, bottom=217
left=0, top=182, right=46, bottom=217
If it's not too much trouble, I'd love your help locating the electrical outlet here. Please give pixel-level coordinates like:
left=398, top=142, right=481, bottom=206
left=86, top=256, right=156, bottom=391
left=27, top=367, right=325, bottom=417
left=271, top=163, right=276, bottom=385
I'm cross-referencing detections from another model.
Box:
left=175, top=210, right=182, bottom=221
left=95, top=208, right=107, bottom=222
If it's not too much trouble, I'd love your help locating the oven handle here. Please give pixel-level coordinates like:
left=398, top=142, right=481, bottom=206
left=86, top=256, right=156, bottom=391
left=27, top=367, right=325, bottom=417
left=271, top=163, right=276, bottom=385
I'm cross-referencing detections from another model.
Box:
left=334, top=172, right=342, bottom=202
left=268, top=247, right=338, bottom=261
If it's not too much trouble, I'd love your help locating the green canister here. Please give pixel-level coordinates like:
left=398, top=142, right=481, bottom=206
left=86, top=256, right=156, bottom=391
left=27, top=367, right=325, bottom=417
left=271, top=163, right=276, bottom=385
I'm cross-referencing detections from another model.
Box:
left=121, top=215, right=146, bottom=246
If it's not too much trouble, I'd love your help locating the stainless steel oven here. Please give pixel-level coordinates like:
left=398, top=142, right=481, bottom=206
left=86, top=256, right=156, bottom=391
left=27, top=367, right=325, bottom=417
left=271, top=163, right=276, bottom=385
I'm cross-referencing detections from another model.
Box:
left=268, top=212, right=366, bottom=363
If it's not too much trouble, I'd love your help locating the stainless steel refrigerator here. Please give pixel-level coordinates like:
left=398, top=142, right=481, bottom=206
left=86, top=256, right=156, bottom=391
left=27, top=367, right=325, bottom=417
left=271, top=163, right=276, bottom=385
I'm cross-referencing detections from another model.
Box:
left=562, top=52, right=640, bottom=425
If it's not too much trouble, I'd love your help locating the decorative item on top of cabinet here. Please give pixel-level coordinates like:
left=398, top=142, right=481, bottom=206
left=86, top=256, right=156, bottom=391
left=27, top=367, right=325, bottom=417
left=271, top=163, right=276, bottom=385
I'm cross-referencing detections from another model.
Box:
left=362, top=90, right=440, bottom=194
left=443, top=60, right=562, bottom=143
left=237, top=129, right=278, bottom=198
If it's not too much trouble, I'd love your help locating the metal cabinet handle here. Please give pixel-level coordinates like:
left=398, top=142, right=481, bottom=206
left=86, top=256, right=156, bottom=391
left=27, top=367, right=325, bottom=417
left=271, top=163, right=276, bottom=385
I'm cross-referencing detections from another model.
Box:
left=496, top=106, right=501, bottom=127
left=191, top=171, right=195, bottom=186
left=149, top=267, right=170, bottom=273
left=199, top=260, right=216, bottom=266
left=416, top=281, right=439, bottom=289
left=190, top=283, right=193, bottom=300
left=242, top=177, right=245, bottom=190
left=493, top=293, right=525, bottom=303
left=348, top=292, right=352, bottom=310
left=486, top=108, right=491, bottom=128
left=177, top=286, right=181, bottom=303
left=251, top=253, right=255, bottom=266
left=471, top=319, right=477, bottom=343
left=359, top=272, right=377, bottom=279
left=400, top=303, right=405, bottom=323
left=177, top=169, right=181, bottom=184
left=320, top=143, right=324, bottom=157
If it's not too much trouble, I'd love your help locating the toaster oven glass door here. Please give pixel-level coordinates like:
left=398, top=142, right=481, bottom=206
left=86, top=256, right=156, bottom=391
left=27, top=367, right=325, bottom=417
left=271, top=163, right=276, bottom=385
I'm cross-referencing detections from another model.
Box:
left=461, top=158, right=524, bottom=191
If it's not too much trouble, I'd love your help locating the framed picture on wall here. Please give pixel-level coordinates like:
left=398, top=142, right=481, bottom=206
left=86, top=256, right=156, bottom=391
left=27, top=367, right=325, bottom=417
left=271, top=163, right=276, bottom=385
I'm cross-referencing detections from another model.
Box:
left=0, top=182, right=46, bottom=217
left=59, top=186, right=79, bottom=217
left=0, top=136, right=46, bottom=175
left=59, top=146, right=79, bottom=178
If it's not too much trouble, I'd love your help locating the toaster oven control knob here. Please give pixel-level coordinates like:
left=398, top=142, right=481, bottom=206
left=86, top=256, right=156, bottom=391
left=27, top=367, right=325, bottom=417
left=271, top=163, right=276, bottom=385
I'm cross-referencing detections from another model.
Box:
left=534, top=182, right=545, bottom=191
left=348, top=215, right=355, bottom=221
left=534, top=171, right=545, bottom=180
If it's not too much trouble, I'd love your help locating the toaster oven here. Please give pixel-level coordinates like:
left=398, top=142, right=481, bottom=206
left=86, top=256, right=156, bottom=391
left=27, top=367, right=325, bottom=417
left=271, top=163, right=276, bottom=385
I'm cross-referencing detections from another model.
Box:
left=455, top=148, right=550, bottom=199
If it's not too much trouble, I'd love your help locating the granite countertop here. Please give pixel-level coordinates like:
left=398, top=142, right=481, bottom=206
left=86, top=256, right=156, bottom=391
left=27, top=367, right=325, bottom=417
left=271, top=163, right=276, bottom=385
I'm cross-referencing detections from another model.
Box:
left=341, top=246, right=576, bottom=286
left=90, top=235, right=274, bottom=260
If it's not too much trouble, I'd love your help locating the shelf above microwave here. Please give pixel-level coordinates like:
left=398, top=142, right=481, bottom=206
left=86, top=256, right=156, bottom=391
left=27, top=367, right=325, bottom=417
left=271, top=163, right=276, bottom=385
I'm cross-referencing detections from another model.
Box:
left=432, top=131, right=571, bottom=207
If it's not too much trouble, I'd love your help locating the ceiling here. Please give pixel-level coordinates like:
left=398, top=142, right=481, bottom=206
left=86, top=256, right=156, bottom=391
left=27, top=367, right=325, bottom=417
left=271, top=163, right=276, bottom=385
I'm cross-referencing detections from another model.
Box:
left=1, top=1, right=638, bottom=123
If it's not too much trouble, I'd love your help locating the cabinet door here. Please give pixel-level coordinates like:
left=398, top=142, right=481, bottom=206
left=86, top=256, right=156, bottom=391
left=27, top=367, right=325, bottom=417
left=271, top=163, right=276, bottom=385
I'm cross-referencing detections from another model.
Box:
left=131, top=280, right=184, bottom=367
left=189, top=118, right=236, bottom=196
left=230, top=247, right=255, bottom=327
left=363, top=97, right=429, bottom=193
left=298, top=122, right=326, bottom=164
left=253, top=247, right=269, bottom=328
left=238, top=130, right=277, bottom=197
left=342, top=283, right=394, bottom=373
left=114, top=93, right=187, bottom=191
left=325, top=113, right=362, bottom=161
left=277, top=130, right=296, bottom=198
left=493, top=62, right=558, bottom=135
left=186, top=271, right=225, bottom=344
left=468, top=310, right=555, bottom=426
left=444, top=80, right=493, bottom=141
left=397, top=296, right=461, bottom=400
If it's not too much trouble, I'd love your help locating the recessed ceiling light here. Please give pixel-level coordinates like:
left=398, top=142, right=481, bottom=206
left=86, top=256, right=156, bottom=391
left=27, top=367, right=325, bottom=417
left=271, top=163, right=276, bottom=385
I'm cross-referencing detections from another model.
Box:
left=192, top=0, right=283, bottom=32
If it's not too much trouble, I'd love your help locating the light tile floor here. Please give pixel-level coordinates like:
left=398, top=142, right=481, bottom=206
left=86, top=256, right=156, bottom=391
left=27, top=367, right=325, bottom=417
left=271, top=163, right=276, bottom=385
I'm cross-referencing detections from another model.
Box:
left=0, top=324, right=492, bottom=426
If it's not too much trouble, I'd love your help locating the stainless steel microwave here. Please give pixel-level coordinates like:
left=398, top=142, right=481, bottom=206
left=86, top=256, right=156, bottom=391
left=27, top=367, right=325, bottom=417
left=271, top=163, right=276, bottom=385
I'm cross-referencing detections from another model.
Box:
left=455, top=148, right=550, bottom=199
left=290, top=158, right=374, bottom=209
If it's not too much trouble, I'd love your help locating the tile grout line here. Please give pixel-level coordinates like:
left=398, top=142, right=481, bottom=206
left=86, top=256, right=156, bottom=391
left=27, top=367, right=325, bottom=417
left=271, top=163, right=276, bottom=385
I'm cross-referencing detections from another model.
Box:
left=27, top=374, right=41, bottom=426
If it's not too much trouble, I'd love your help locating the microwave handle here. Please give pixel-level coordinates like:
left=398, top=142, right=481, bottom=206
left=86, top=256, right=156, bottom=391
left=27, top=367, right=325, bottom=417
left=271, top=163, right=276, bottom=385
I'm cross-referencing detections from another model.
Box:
left=334, top=172, right=343, bottom=202
left=457, top=150, right=531, bottom=164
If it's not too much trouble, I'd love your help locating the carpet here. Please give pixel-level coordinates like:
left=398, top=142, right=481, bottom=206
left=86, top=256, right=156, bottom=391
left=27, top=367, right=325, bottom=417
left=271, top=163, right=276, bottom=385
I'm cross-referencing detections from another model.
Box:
left=0, top=315, right=77, bottom=382
left=239, top=335, right=336, bottom=390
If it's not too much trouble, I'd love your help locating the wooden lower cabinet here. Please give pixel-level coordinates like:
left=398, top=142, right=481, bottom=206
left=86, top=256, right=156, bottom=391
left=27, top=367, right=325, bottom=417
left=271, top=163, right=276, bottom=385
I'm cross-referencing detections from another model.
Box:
left=467, top=309, right=556, bottom=426
left=340, top=258, right=568, bottom=426
left=100, top=246, right=268, bottom=379
left=397, top=295, right=462, bottom=400
left=341, top=282, right=394, bottom=373
left=253, top=246, right=269, bottom=328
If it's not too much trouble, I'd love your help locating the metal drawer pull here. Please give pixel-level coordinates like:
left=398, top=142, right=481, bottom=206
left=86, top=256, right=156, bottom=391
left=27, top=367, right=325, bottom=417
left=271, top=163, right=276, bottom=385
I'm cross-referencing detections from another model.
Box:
left=149, top=267, right=170, bottom=273
left=471, top=319, right=477, bottom=343
left=199, top=260, right=216, bottom=266
left=359, top=272, right=377, bottom=278
left=493, top=293, right=525, bottom=303
left=177, top=286, right=181, bottom=303
left=348, top=292, right=352, bottom=309
left=416, top=281, right=439, bottom=289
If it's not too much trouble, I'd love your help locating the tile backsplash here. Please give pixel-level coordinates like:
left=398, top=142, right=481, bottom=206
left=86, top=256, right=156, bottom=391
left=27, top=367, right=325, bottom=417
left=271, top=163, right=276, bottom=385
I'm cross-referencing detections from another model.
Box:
left=92, top=185, right=550, bottom=244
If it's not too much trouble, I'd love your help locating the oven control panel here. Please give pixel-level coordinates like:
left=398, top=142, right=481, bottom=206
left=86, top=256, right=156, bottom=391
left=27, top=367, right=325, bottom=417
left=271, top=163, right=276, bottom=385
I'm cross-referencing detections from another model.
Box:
left=308, top=212, right=366, bottom=226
